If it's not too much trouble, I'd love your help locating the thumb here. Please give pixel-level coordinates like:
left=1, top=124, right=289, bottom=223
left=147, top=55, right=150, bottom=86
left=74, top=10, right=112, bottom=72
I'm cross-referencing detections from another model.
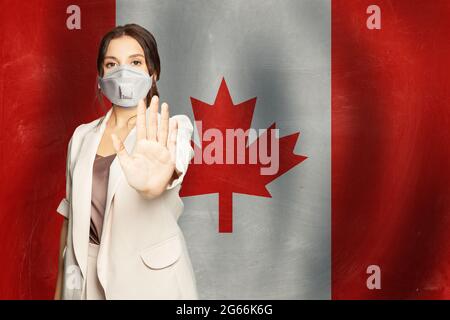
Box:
left=111, top=133, right=131, bottom=165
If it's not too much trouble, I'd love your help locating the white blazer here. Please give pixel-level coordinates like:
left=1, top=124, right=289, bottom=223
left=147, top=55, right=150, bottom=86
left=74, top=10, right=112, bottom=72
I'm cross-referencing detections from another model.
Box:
left=56, top=106, right=198, bottom=299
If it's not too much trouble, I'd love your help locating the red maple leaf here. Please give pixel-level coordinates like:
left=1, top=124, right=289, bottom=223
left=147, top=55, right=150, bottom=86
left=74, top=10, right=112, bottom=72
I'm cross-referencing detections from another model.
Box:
left=180, top=78, right=307, bottom=232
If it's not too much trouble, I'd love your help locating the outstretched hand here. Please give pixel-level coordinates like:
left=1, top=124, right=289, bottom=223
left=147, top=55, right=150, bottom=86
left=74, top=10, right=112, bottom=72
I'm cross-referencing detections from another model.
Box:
left=111, top=95, right=178, bottom=199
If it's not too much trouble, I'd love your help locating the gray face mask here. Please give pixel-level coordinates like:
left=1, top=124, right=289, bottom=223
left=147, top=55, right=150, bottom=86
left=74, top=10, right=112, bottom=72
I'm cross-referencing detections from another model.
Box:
left=97, top=64, right=152, bottom=107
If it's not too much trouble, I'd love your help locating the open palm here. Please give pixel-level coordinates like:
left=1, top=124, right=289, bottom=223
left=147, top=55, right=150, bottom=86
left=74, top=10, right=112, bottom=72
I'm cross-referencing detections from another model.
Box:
left=111, top=95, right=178, bottom=199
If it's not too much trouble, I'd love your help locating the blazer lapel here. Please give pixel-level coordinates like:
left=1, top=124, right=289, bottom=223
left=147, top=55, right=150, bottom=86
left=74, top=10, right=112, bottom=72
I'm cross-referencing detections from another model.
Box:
left=71, top=108, right=113, bottom=280
left=95, top=120, right=137, bottom=291
left=102, top=125, right=136, bottom=234
left=102, top=107, right=151, bottom=230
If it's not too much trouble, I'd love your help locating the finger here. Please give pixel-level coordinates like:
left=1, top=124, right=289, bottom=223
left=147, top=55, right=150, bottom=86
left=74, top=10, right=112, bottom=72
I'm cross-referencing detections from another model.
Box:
left=147, top=95, right=159, bottom=141
left=158, top=102, right=170, bottom=147
left=111, top=133, right=132, bottom=165
left=167, top=118, right=178, bottom=164
left=136, top=99, right=147, bottom=141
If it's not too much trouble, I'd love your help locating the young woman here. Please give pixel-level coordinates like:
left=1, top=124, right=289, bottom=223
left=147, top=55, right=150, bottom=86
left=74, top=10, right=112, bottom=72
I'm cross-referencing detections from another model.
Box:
left=54, top=23, right=198, bottom=300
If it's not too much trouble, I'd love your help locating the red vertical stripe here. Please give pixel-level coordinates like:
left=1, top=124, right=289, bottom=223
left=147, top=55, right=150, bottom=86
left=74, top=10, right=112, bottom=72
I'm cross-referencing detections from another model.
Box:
left=332, top=1, right=450, bottom=299
left=0, top=0, right=115, bottom=299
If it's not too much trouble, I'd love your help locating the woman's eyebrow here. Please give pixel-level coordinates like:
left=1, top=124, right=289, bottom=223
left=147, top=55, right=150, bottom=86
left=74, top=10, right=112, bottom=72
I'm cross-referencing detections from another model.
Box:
left=104, top=54, right=144, bottom=61
left=128, top=54, right=145, bottom=59
left=104, top=56, right=119, bottom=61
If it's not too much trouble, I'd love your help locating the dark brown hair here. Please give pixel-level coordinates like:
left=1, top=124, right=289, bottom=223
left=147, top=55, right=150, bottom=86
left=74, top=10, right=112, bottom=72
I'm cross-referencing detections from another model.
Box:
left=95, top=23, right=161, bottom=128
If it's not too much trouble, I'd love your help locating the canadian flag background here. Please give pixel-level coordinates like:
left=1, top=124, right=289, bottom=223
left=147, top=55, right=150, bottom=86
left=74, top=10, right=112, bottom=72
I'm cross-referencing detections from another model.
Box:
left=0, top=0, right=448, bottom=299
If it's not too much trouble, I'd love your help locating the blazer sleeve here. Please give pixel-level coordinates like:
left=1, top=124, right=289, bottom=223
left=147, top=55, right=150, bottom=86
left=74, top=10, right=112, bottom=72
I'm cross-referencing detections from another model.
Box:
left=166, top=114, right=195, bottom=190
left=56, top=134, right=74, bottom=218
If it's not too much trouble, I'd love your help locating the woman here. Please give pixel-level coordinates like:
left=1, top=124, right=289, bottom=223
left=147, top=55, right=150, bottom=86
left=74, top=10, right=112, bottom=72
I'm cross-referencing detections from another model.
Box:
left=54, top=23, right=198, bottom=300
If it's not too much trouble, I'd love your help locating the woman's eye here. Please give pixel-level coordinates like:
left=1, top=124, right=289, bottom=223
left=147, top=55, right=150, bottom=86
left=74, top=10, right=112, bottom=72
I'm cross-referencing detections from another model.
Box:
left=105, top=62, right=116, bottom=68
left=131, top=60, right=142, bottom=66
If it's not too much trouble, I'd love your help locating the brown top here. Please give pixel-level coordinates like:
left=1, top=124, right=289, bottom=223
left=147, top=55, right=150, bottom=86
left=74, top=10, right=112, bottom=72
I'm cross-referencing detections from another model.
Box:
left=89, top=153, right=116, bottom=245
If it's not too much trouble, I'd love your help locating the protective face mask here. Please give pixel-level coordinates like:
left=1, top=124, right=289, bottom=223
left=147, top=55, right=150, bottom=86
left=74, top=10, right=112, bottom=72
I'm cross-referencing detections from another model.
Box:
left=97, top=64, right=152, bottom=107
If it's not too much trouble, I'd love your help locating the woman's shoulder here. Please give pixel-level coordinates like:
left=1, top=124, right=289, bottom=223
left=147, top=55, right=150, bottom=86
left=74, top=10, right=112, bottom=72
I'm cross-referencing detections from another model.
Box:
left=71, top=114, right=105, bottom=140
left=66, top=114, right=105, bottom=161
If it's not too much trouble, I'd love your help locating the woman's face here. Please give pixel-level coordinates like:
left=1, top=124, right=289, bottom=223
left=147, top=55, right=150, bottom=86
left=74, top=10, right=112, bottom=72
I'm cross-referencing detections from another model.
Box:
left=102, top=35, right=151, bottom=77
